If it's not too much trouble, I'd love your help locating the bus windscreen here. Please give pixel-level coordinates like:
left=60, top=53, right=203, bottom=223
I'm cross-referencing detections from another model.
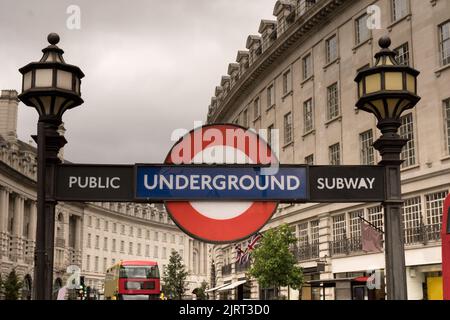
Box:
left=119, top=265, right=159, bottom=279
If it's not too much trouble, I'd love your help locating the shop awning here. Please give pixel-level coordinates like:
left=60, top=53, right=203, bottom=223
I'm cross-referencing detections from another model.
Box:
left=217, top=280, right=247, bottom=292
left=205, top=283, right=229, bottom=293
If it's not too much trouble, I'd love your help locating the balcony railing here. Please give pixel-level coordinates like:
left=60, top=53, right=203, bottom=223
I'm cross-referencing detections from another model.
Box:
left=293, top=242, right=320, bottom=261
left=235, top=260, right=251, bottom=273
left=329, top=236, right=362, bottom=256
left=404, top=223, right=441, bottom=245
left=221, top=264, right=232, bottom=276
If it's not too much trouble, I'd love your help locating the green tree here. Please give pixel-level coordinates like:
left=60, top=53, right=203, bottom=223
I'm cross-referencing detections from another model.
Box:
left=162, top=250, right=188, bottom=300
left=249, top=224, right=303, bottom=299
left=3, top=269, right=23, bottom=300
left=193, top=280, right=208, bottom=300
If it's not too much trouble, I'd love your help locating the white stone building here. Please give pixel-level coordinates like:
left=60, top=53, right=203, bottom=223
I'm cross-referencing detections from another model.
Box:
left=0, top=90, right=209, bottom=299
left=206, top=0, right=450, bottom=300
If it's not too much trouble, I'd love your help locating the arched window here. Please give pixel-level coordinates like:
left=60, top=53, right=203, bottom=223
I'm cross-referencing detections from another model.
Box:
left=56, top=213, right=64, bottom=240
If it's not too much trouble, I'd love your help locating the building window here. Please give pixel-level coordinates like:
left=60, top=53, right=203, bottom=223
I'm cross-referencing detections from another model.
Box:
left=283, top=69, right=292, bottom=94
left=445, top=99, right=450, bottom=153
left=284, top=112, right=293, bottom=145
left=113, top=222, right=117, bottom=233
left=87, top=233, right=91, bottom=248
left=400, top=113, right=416, bottom=168
left=103, top=237, right=108, bottom=251
left=303, top=99, right=314, bottom=133
left=96, top=218, right=100, bottom=229
left=305, top=154, right=314, bottom=165
left=267, top=124, right=274, bottom=146
left=88, top=216, right=92, bottom=227
left=267, top=84, right=275, bottom=108
left=94, top=256, right=99, bottom=272
left=303, top=54, right=312, bottom=80
left=138, top=228, right=142, bottom=238
left=112, top=258, right=116, bottom=266
left=129, top=242, right=133, bottom=255
left=104, top=258, right=108, bottom=273
left=360, top=130, right=374, bottom=165
left=332, top=214, right=346, bottom=241
left=95, top=235, right=99, bottom=249
left=426, top=191, right=447, bottom=228
left=112, top=239, right=116, bottom=252
left=368, top=205, right=384, bottom=231
left=329, top=143, right=340, bottom=165
left=298, top=222, right=309, bottom=246
left=120, top=224, right=125, bottom=235
left=129, top=226, right=133, bottom=237
left=120, top=241, right=125, bottom=253
left=440, top=21, right=450, bottom=66
left=392, top=0, right=408, bottom=22
left=154, top=231, right=159, bottom=241
left=243, top=108, right=249, bottom=128
left=403, top=197, right=422, bottom=244
left=145, top=245, right=150, bottom=257
left=137, top=243, right=142, bottom=256
left=171, top=234, right=175, bottom=244
left=395, top=42, right=410, bottom=66
left=86, top=255, right=90, bottom=271
left=327, top=83, right=339, bottom=120
left=163, top=233, right=167, bottom=242
left=154, top=246, right=159, bottom=258
left=162, top=247, right=167, bottom=259
left=355, top=14, right=370, bottom=45
left=326, top=35, right=338, bottom=63
left=254, top=97, right=260, bottom=120
left=104, top=221, right=108, bottom=231
left=349, top=210, right=363, bottom=240
left=310, top=220, right=319, bottom=244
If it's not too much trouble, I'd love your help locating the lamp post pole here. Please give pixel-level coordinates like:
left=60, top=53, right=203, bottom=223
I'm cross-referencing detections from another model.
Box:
left=34, top=117, right=66, bottom=300
left=373, top=120, right=408, bottom=300
left=18, top=33, right=84, bottom=300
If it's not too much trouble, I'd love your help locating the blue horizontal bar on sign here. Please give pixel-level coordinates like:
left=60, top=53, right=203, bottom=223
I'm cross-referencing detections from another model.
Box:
left=135, top=166, right=308, bottom=201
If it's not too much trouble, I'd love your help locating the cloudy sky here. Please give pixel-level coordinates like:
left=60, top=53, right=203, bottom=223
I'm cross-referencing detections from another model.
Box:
left=0, top=0, right=275, bottom=163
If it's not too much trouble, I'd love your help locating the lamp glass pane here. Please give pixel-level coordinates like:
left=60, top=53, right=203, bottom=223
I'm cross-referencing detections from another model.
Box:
left=57, top=70, right=73, bottom=90
left=75, top=77, right=80, bottom=95
left=406, top=74, right=416, bottom=93
left=386, top=98, right=400, bottom=118
left=23, top=71, right=32, bottom=91
left=372, top=99, right=386, bottom=119
left=35, top=69, right=53, bottom=87
left=385, top=72, right=403, bottom=90
left=365, top=74, right=381, bottom=93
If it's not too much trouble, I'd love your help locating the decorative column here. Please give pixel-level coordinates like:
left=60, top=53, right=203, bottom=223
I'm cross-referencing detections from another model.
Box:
left=75, top=216, right=83, bottom=266
left=12, top=194, right=25, bottom=261
left=0, top=187, right=10, bottom=257
left=29, top=201, right=37, bottom=264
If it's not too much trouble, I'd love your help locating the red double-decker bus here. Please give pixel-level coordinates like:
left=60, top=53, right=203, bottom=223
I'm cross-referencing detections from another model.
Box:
left=104, top=260, right=161, bottom=300
left=442, top=195, right=450, bottom=300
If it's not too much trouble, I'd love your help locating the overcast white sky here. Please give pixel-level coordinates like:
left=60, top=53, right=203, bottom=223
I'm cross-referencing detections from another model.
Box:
left=0, top=0, right=275, bottom=163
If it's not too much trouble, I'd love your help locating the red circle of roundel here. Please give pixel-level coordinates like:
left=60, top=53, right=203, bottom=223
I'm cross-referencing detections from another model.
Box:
left=164, top=124, right=278, bottom=243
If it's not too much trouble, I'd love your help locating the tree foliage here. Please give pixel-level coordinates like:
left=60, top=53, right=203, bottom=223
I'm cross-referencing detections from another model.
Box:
left=249, top=224, right=303, bottom=295
left=193, top=280, right=208, bottom=300
left=162, top=250, right=189, bottom=300
left=3, top=269, right=23, bottom=300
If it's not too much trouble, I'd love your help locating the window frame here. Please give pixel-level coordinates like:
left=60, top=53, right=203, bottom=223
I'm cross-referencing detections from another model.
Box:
left=326, top=34, right=338, bottom=64
left=327, top=82, right=340, bottom=120
left=302, top=53, right=313, bottom=80
left=303, top=98, right=314, bottom=133
left=391, top=0, right=409, bottom=23
left=440, top=20, right=450, bottom=66
left=355, top=14, right=370, bottom=45
left=284, top=112, right=293, bottom=145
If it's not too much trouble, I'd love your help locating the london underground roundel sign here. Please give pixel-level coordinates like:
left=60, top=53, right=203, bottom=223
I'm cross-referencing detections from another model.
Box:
left=164, top=124, right=278, bottom=243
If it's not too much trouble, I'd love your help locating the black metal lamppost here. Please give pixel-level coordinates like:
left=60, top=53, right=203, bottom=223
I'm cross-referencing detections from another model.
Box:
left=355, top=36, right=420, bottom=300
left=18, top=33, right=84, bottom=300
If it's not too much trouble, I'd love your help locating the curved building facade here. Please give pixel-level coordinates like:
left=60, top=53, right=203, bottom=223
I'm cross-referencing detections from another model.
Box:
left=207, top=0, right=450, bottom=300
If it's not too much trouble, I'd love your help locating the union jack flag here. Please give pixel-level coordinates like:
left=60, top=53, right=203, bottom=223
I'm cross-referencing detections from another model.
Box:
left=235, top=233, right=262, bottom=265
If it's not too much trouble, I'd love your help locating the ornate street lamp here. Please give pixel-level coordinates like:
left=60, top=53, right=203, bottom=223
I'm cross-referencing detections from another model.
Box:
left=355, top=36, right=421, bottom=300
left=18, top=33, right=84, bottom=300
